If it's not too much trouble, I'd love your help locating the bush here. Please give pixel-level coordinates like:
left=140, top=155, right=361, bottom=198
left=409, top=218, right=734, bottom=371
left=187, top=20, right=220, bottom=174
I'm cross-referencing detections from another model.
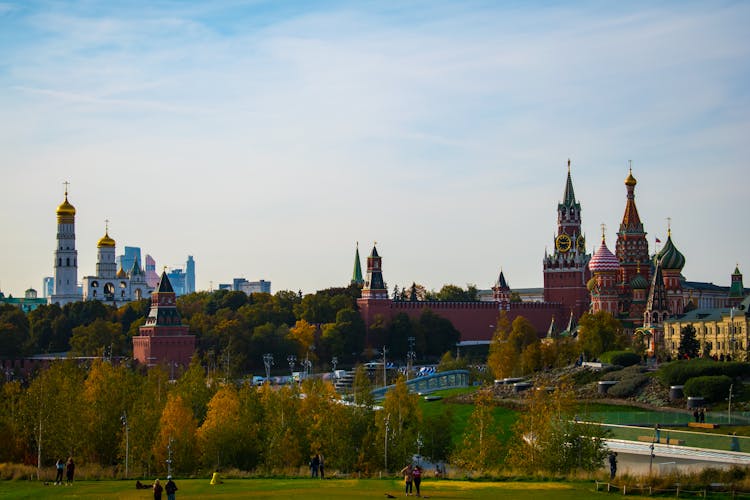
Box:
left=684, top=375, right=733, bottom=402
left=600, top=351, right=641, bottom=367
left=657, top=360, right=749, bottom=386
left=605, top=365, right=645, bottom=382
left=607, top=373, right=650, bottom=398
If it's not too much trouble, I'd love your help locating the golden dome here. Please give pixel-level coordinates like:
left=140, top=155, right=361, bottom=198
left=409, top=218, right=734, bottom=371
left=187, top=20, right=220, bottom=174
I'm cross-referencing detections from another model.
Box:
left=97, top=231, right=116, bottom=248
left=625, top=168, right=637, bottom=187
left=56, top=196, right=76, bottom=217
left=116, top=267, right=128, bottom=278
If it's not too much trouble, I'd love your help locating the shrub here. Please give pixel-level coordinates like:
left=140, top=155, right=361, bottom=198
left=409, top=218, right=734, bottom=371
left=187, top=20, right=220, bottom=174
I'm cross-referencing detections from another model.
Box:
left=600, top=351, right=641, bottom=367
left=684, top=375, right=733, bottom=402
left=607, top=373, right=650, bottom=398
left=657, top=360, right=749, bottom=386
left=605, top=365, right=645, bottom=382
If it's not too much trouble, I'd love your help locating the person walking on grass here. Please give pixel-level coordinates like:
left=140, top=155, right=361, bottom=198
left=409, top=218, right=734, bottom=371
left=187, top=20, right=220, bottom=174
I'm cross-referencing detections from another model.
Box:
left=400, top=464, right=413, bottom=496
left=54, top=458, right=64, bottom=485
left=66, top=457, right=75, bottom=485
left=153, top=478, right=163, bottom=500
left=165, top=475, right=178, bottom=500
left=412, top=464, right=423, bottom=497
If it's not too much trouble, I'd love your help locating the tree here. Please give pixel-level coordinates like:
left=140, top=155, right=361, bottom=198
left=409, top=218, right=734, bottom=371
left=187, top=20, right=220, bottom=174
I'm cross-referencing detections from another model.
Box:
left=69, top=318, right=125, bottom=356
left=577, top=311, right=627, bottom=359
left=451, top=389, right=502, bottom=472
left=153, top=394, right=199, bottom=475
left=375, top=376, right=422, bottom=471
left=0, top=305, right=30, bottom=358
left=435, top=284, right=478, bottom=302
left=437, top=351, right=467, bottom=372
left=678, top=325, right=700, bottom=360
left=198, top=385, right=245, bottom=469
left=416, top=310, right=460, bottom=358
left=287, top=319, right=317, bottom=360
left=506, top=378, right=609, bottom=474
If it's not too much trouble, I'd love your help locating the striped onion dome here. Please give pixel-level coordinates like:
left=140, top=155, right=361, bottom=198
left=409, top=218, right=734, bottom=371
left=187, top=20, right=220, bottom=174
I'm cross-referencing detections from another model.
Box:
left=589, top=238, right=620, bottom=272
left=656, top=232, right=685, bottom=271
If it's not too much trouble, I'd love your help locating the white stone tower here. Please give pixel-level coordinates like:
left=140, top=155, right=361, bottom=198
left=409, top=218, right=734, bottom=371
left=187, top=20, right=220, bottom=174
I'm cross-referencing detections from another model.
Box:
left=50, top=183, right=82, bottom=305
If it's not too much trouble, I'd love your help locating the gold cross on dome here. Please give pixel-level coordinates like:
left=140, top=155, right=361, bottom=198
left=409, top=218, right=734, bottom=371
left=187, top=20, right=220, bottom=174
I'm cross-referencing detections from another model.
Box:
left=63, top=180, right=70, bottom=196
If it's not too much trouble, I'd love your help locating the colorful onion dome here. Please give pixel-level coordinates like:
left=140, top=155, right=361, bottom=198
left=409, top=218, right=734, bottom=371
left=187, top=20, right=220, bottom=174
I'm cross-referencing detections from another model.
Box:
left=630, top=273, right=649, bottom=289
left=589, top=238, right=619, bottom=272
left=656, top=231, right=685, bottom=271
left=625, top=168, right=637, bottom=187
left=116, top=266, right=128, bottom=278
left=97, top=231, right=116, bottom=248
left=56, top=196, right=76, bottom=217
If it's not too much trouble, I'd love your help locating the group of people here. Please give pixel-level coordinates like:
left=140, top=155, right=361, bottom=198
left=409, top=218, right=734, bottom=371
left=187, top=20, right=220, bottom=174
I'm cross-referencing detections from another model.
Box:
left=151, top=476, right=178, bottom=500
left=54, top=457, right=75, bottom=485
left=400, top=463, right=423, bottom=497
left=309, top=453, right=325, bottom=478
left=693, top=407, right=707, bottom=423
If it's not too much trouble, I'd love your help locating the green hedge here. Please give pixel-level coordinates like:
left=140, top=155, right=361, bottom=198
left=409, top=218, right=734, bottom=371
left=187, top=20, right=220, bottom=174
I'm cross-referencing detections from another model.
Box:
left=683, top=375, right=733, bottom=402
left=657, top=360, right=749, bottom=386
left=608, top=373, right=650, bottom=398
left=600, top=350, right=641, bottom=367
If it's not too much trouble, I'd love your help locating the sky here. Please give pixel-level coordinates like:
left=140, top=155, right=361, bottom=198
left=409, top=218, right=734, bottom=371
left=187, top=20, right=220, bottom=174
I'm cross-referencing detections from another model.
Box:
left=1, top=1, right=748, bottom=297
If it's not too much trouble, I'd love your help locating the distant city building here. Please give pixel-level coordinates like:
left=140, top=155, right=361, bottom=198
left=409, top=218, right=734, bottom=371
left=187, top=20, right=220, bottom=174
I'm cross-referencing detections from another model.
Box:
left=218, top=283, right=232, bottom=291
left=144, top=254, right=160, bottom=288
left=0, top=288, right=47, bottom=312
left=132, top=271, right=196, bottom=373
left=42, top=277, right=54, bottom=298
left=167, top=268, right=186, bottom=296
left=50, top=185, right=83, bottom=306
left=116, top=246, right=142, bottom=280
left=82, top=223, right=153, bottom=305
left=186, top=255, right=196, bottom=294
left=232, top=278, right=271, bottom=295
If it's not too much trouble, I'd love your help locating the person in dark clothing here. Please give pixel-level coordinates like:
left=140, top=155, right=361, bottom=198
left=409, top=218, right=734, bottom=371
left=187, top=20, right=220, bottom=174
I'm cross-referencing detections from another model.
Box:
left=608, top=452, right=617, bottom=480
left=317, top=453, right=325, bottom=479
left=412, top=465, right=423, bottom=497
left=153, top=478, right=163, bottom=500
left=165, top=475, right=178, bottom=500
left=66, top=458, right=75, bottom=484
left=55, top=459, right=64, bottom=485
left=310, top=454, right=320, bottom=478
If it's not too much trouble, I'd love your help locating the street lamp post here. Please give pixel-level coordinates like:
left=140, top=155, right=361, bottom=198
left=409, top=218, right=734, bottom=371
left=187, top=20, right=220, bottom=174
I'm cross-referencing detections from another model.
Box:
left=166, top=437, right=174, bottom=478
left=381, top=346, right=388, bottom=387
left=287, top=355, right=296, bottom=385
left=121, top=412, right=129, bottom=478
left=331, top=356, right=338, bottom=379
left=384, top=413, right=390, bottom=472
left=407, top=337, right=416, bottom=381
left=263, top=354, right=274, bottom=382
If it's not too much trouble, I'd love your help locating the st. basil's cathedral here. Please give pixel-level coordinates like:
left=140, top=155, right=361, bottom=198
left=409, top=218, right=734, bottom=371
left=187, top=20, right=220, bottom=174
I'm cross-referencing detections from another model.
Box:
left=356, top=161, right=746, bottom=357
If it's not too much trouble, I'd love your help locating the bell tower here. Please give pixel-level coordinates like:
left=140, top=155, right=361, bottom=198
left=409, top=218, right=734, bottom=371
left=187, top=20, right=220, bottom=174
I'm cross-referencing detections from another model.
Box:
left=50, top=182, right=82, bottom=306
left=543, top=160, right=591, bottom=317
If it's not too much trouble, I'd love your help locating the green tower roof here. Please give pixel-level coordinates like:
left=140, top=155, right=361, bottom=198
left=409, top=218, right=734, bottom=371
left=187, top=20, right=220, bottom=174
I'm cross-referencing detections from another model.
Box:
left=351, top=243, right=364, bottom=285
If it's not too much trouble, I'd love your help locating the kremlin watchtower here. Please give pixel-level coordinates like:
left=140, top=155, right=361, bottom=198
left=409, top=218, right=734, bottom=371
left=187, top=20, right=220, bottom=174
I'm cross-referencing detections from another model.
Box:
left=542, top=160, right=591, bottom=317
left=132, top=271, right=195, bottom=371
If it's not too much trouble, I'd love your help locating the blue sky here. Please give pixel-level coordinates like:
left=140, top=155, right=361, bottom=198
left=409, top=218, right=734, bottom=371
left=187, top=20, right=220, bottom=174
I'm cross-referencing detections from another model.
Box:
left=1, top=1, right=748, bottom=296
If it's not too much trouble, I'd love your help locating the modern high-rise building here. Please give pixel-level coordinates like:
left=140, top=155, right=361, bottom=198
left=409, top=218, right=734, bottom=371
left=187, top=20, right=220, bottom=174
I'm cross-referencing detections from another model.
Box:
left=50, top=185, right=83, bottom=306
left=167, top=268, right=186, bottom=296
left=144, top=254, right=160, bottom=288
left=186, top=255, right=195, bottom=294
left=116, top=246, right=142, bottom=278
left=231, top=278, right=271, bottom=295
left=42, top=277, right=54, bottom=298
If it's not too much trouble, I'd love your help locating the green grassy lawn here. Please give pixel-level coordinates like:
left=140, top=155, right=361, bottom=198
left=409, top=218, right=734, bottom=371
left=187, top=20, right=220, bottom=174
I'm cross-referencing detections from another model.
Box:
left=0, top=478, right=650, bottom=499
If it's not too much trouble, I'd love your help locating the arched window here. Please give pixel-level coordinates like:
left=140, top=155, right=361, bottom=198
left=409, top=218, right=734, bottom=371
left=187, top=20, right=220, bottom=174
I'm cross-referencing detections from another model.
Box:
left=58, top=258, right=62, bottom=266
left=66, top=257, right=70, bottom=266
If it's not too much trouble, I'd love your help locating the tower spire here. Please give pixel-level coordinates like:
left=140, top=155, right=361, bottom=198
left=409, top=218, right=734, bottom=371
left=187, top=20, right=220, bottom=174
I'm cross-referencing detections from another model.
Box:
left=351, top=242, right=364, bottom=285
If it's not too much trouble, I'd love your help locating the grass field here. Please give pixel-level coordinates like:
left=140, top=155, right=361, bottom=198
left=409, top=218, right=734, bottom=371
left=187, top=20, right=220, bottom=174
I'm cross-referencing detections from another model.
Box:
left=0, top=478, right=651, bottom=499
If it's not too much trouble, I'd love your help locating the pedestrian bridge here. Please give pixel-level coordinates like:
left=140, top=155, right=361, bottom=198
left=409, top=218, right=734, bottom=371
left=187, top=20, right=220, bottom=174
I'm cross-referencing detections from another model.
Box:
left=370, top=369, right=470, bottom=401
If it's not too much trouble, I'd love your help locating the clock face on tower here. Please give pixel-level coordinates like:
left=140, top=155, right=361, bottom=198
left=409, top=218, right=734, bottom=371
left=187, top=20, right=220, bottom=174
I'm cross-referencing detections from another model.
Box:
left=576, top=235, right=585, bottom=253
left=556, top=234, right=572, bottom=253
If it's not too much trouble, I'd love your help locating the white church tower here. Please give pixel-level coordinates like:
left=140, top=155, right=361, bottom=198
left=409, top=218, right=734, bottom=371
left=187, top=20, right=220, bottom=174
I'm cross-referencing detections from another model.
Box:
left=50, top=183, right=82, bottom=305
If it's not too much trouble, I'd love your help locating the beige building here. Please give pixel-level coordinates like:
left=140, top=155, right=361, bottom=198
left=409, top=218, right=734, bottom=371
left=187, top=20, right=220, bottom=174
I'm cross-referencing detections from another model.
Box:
left=663, top=296, right=749, bottom=361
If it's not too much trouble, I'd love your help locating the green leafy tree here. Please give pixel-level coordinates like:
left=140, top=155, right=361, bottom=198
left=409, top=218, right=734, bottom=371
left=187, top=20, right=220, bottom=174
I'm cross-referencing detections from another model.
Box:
left=0, top=381, right=25, bottom=462
left=577, top=311, right=627, bottom=359
left=0, top=304, right=30, bottom=358
left=69, top=318, right=125, bottom=356
left=417, top=310, right=460, bottom=358
left=678, top=324, right=700, bottom=359
left=375, top=376, right=422, bottom=471
left=506, top=379, right=609, bottom=474
left=452, top=389, right=502, bottom=472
